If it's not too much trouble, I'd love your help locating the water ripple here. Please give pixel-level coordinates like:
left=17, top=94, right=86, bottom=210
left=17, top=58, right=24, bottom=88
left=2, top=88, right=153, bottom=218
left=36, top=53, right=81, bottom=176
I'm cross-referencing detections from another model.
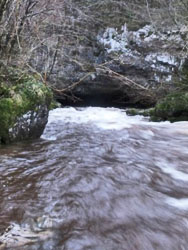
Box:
left=0, top=107, right=188, bottom=249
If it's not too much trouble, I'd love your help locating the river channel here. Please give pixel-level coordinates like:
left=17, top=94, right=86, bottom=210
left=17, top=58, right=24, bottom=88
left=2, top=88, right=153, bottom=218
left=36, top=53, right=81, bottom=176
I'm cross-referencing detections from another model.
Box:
left=0, top=107, right=188, bottom=249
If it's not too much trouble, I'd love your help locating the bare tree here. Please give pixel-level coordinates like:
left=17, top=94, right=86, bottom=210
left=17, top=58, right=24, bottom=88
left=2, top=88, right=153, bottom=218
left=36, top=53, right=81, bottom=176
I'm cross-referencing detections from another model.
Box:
left=0, top=0, right=187, bottom=82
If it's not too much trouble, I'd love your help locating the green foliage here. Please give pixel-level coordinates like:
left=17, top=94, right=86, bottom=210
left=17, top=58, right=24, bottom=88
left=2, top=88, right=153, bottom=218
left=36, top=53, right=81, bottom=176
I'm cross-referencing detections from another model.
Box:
left=148, top=60, right=188, bottom=122
left=0, top=66, right=52, bottom=143
left=151, top=92, right=188, bottom=122
left=126, top=108, right=154, bottom=117
left=49, top=100, right=61, bottom=110
left=177, top=61, right=188, bottom=90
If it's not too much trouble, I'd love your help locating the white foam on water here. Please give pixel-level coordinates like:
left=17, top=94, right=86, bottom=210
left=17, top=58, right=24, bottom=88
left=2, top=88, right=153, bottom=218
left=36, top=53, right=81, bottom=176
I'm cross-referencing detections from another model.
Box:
left=166, top=198, right=188, bottom=210
left=168, top=121, right=188, bottom=135
left=45, top=107, right=146, bottom=131
left=41, top=135, right=57, bottom=141
left=156, top=158, right=188, bottom=182
left=41, top=107, right=147, bottom=140
left=162, top=165, right=188, bottom=182
left=41, top=107, right=188, bottom=141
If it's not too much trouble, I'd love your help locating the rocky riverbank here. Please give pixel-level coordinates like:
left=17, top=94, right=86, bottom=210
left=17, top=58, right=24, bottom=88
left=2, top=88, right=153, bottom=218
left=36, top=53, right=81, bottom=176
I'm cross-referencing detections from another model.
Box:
left=0, top=0, right=188, bottom=123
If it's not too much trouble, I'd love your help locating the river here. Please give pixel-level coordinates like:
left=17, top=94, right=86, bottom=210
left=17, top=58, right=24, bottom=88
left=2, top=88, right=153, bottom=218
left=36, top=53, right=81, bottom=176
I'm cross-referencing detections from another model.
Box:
left=0, top=107, right=188, bottom=250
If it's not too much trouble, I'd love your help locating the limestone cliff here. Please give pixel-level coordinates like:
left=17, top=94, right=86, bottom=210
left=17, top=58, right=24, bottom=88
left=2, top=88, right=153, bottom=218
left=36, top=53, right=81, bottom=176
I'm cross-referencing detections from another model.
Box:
left=0, top=0, right=188, bottom=113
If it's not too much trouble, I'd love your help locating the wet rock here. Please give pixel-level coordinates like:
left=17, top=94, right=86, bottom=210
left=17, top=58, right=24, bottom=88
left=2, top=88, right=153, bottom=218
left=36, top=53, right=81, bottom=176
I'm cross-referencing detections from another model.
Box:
left=151, top=92, right=188, bottom=122
left=126, top=108, right=154, bottom=117
left=0, top=65, right=53, bottom=144
left=0, top=216, right=54, bottom=249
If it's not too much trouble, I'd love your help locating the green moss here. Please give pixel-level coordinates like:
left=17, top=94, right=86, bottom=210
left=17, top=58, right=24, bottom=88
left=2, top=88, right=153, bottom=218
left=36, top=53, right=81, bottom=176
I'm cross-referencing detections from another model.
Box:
left=49, top=100, right=61, bottom=110
left=126, top=108, right=154, bottom=117
left=149, top=61, right=188, bottom=122
left=151, top=92, right=188, bottom=122
left=0, top=66, right=53, bottom=143
left=177, top=61, right=188, bottom=91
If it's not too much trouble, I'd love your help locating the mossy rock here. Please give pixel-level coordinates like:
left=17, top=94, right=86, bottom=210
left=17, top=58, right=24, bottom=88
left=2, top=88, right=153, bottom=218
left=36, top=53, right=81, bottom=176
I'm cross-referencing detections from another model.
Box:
left=151, top=92, right=188, bottom=122
left=0, top=66, right=53, bottom=143
left=49, top=100, right=62, bottom=110
left=126, top=108, right=154, bottom=117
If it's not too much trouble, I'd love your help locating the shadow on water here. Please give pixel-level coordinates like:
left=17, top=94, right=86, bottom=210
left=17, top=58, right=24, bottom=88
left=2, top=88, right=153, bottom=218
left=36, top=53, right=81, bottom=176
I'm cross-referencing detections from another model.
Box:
left=0, top=107, right=188, bottom=249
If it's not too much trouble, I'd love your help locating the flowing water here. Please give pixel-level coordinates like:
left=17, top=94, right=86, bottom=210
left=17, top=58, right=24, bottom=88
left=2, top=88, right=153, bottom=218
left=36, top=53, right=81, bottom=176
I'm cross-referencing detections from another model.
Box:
left=0, top=107, right=188, bottom=250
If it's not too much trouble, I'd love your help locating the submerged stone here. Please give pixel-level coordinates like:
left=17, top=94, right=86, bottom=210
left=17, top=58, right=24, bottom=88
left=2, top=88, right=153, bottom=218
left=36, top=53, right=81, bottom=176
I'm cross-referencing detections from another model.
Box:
left=0, top=66, right=53, bottom=144
left=0, top=216, right=54, bottom=249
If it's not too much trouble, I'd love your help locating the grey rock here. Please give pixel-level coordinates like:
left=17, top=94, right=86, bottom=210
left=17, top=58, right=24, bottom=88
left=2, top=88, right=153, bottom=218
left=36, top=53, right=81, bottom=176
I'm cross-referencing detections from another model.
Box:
left=0, top=217, right=54, bottom=249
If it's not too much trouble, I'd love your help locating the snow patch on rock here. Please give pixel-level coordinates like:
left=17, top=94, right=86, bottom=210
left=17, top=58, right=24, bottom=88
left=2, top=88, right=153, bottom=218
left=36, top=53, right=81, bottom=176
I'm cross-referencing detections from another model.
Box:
left=145, top=53, right=178, bottom=66
left=98, top=24, right=129, bottom=53
left=98, top=24, right=186, bottom=85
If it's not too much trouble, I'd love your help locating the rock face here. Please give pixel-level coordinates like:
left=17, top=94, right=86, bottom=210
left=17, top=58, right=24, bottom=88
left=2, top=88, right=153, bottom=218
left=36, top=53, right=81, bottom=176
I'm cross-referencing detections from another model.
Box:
left=98, top=24, right=185, bottom=86
left=36, top=23, right=187, bottom=107
left=1, top=1, right=187, bottom=108
left=0, top=66, right=52, bottom=144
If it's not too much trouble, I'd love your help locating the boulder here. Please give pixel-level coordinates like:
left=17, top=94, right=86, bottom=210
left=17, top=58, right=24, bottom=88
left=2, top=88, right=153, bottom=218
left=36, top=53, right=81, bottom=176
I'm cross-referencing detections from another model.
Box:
left=150, top=92, right=188, bottom=122
left=0, top=66, right=52, bottom=144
